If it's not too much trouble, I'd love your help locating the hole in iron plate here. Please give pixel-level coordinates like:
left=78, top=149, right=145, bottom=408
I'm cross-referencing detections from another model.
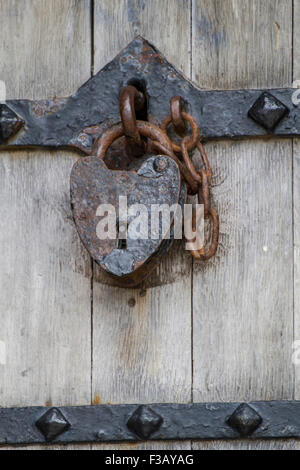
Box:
left=116, top=219, right=128, bottom=250
left=127, top=78, right=148, bottom=122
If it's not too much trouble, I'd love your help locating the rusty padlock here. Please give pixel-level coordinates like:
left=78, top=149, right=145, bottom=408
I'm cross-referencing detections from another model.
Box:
left=70, top=119, right=186, bottom=288
left=71, top=85, right=219, bottom=287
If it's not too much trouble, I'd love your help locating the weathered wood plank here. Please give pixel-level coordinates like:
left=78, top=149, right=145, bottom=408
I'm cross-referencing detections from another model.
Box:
left=92, top=0, right=192, bottom=450
left=0, top=0, right=296, bottom=452
left=294, top=0, right=300, bottom=400
left=192, top=0, right=292, bottom=90
left=294, top=143, right=300, bottom=390
left=192, top=0, right=293, bottom=450
left=0, top=0, right=92, bottom=412
left=2, top=439, right=300, bottom=450
left=93, top=0, right=191, bottom=73
left=294, top=0, right=300, bottom=82
left=192, top=139, right=293, bottom=402
left=0, top=445, right=92, bottom=451
left=194, top=440, right=300, bottom=450
left=0, top=0, right=91, bottom=100
left=1, top=441, right=188, bottom=451
left=91, top=441, right=190, bottom=451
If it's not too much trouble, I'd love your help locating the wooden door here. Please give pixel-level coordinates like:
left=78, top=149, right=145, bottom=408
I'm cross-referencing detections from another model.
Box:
left=0, top=0, right=299, bottom=450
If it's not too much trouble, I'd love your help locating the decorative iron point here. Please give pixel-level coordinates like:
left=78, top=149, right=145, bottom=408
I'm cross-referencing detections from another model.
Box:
left=227, top=403, right=263, bottom=436
left=127, top=405, right=163, bottom=439
left=248, top=92, right=290, bottom=131
left=35, top=407, right=70, bottom=441
left=0, top=103, right=24, bottom=144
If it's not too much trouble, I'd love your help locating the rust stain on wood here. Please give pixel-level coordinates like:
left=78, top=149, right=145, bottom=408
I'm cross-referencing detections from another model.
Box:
left=92, top=394, right=102, bottom=405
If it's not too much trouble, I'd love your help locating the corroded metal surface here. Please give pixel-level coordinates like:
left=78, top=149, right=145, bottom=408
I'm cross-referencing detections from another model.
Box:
left=70, top=154, right=184, bottom=287
left=119, top=84, right=146, bottom=157
left=1, top=36, right=298, bottom=288
left=0, top=104, right=24, bottom=144
left=248, top=91, right=290, bottom=131
left=1, top=401, right=300, bottom=444
left=1, top=37, right=299, bottom=158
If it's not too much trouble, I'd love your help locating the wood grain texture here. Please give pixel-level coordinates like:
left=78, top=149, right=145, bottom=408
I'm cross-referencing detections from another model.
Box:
left=0, top=0, right=92, bottom=410
left=192, top=139, right=293, bottom=403
left=0, top=445, right=92, bottom=451
left=294, top=0, right=300, bottom=400
left=192, top=0, right=294, bottom=454
left=192, top=0, right=292, bottom=90
left=91, top=441, right=190, bottom=451
left=93, top=0, right=192, bottom=289
left=92, top=0, right=192, bottom=450
left=0, top=0, right=297, bottom=452
left=1, top=441, right=189, bottom=451
left=294, top=139, right=300, bottom=399
left=294, top=0, right=300, bottom=81
left=193, top=440, right=300, bottom=450
left=3, top=439, right=300, bottom=450
left=93, top=0, right=192, bottom=290
left=94, top=0, right=191, bottom=74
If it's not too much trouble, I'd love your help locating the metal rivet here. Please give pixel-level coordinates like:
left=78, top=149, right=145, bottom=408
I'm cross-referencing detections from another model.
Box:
left=127, top=405, right=163, bottom=439
left=96, top=429, right=107, bottom=441
left=248, top=92, right=289, bottom=131
left=227, top=403, right=262, bottom=436
left=36, top=408, right=70, bottom=441
left=153, top=156, right=168, bottom=172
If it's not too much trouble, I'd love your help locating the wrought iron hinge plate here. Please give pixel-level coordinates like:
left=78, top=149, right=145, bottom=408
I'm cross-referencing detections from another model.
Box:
left=0, top=36, right=299, bottom=156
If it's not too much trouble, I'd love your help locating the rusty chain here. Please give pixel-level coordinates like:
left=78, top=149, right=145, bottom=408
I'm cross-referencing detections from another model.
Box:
left=160, top=96, right=219, bottom=261
left=93, top=88, right=219, bottom=261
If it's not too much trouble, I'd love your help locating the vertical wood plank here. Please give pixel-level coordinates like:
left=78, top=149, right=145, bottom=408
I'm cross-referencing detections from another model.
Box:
left=1, top=445, right=92, bottom=451
left=294, top=0, right=300, bottom=399
left=194, top=440, right=300, bottom=450
left=0, top=0, right=92, bottom=410
left=192, top=0, right=292, bottom=90
left=90, top=441, right=190, bottom=451
left=0, top=0, right=91, bottom=99
left=92, top=0, right=192, bottom=450
left=192, top=0, right=294, bottom=449
left=93, top=0, right=191, bottom=73
left=294, top=0, right=300, bottom=83
left=1, top=442, right=189, bottom=451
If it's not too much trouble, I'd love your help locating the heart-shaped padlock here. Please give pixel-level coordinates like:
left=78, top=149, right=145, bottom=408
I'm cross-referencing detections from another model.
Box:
left=70, top=121, right=186, bottom=287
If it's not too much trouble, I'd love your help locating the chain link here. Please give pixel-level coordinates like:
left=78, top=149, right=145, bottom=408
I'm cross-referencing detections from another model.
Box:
left=100, top=89, right=219, bottom=262
left=159, top=96, right=219, bottom=261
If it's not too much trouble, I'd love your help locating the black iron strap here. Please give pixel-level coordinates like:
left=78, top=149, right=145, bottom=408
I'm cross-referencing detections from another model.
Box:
left=0, top=37, right=299, bottom=155
left=1, top=401, right=300, bottom=445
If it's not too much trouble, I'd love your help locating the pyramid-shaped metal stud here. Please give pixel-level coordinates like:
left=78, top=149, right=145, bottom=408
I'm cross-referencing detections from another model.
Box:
left=0, top=103, right=24, bottom=144
left=227, top=403, right=262, bottom=436
left=248, top=92, right=289, bottom=131
left=36, top=407, right=70, bottom=441
left=127, top=405, right=163, bottom=439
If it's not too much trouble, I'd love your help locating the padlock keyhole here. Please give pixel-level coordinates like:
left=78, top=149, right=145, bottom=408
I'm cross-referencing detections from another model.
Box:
left=117, top=220, right=128, bottom=250
left=118, top=238, right=127, bottom=250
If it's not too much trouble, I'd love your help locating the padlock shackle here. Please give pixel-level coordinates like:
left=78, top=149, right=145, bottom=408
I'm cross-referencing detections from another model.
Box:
left=92, top=120, right=198, bottom=192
